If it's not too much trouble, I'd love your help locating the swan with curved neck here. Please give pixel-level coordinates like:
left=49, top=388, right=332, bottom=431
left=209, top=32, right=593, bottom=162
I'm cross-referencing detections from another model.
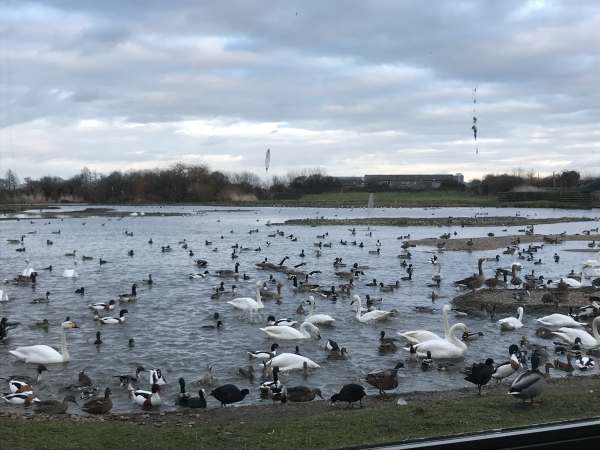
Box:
left=551, top=316, right=600, bottom=348
left=260, top=321, right=320, bottom=340
left=304, top=296, right=336, bottom=326
left=536, top=313, right=584, bottom=329
left=9, top=331, right=70, bottom=364
left=227, top=281, right=264, bottom=316
left=398, top=304, right=450, bottom=344
left=412, top=323, right=468, bottom=359
left=351, top=295, right=392, bottom=323
left=498, top=307, right=524, bottom=331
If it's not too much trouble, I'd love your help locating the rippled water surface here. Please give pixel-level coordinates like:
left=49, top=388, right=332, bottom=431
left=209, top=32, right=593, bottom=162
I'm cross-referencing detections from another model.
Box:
left=1, top=205, right=599, bottom=412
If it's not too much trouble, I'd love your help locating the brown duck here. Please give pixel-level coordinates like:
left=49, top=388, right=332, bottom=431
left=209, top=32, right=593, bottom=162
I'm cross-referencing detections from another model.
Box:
left=82, top=387, right=112, bottom=414
left=366, top=361, right=404, bottom=395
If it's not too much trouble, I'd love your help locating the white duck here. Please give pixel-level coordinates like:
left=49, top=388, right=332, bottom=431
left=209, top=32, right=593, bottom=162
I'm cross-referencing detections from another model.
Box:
left=536, top=313, right=584, bottom=329
left=9, top=331, right=70, bottom=364
left=498, top=307, right=524, bottom=331
left=267, top=353, right=320, bottom=372
left=260, top=321, right=320, bottom=340
left=492, top=353, right=521, bottom=383
left=551, top=316, right=600, bottom=348
left=398, top=304, right=450, bottom=344
left=351, top=295, right=393, bottom=323
left=227, top=281, right=264, bottom=317
left=411, top=323, right=468, bottom=359
left=2, top=393, right=39, bottom=405
left=304, top=296, right=336, bottom=326
left=88, top=300, right=116, bottom=312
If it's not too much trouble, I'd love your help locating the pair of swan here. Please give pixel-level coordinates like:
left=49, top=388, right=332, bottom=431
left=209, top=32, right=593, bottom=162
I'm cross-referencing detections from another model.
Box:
left=552, top=316, right=600, bottom=349
left=260, top=322, right=321, bottom=340
left=351, top=295, right=393, bottom=323
left=9, top=331, right=70, bottom=364
left=498, top=307, right=524, bottom=331
left=398, top=305, right=468, bottom=359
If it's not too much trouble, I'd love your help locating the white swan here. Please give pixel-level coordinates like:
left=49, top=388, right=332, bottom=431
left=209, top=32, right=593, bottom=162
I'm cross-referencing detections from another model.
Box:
left=260, top=321, right=320, bottom=340
left=498, top=307, right=524, bottom=331
left=536, top=313, right=584, bottom=329
left=267, top=353, right=320, bottom=372
left=227, top=281, right=264, bottom=317
left=398, top=304, right=450, bottom=344
left=304, top=296, right=335, bottom=326
left=9, top=331, right=70, bottom=364
left=62, top=269, right=78, bottom=278
left=411, top=323, right=468, bottom=359
left=0, top=289, right=8, bottom=302
left=351, top=295, right=393, bottom=323
left=551, top=317, right=600, bottom=348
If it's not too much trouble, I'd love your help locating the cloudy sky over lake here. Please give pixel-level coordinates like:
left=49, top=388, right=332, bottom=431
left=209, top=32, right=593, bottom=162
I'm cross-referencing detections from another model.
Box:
left=0, top=1, right=598, bottom=180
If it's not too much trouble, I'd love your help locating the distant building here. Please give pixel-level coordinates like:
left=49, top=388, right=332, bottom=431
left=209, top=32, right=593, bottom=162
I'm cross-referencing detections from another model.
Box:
left=364, top=174, right=464, bottom=190
left=335, top=176, right=364, bottom=189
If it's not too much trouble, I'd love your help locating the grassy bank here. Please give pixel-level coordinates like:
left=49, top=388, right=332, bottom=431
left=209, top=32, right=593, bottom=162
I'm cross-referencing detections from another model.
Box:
left=3, top=377, right=600, bottom=449
left=297, top=191, right=497, bottom=207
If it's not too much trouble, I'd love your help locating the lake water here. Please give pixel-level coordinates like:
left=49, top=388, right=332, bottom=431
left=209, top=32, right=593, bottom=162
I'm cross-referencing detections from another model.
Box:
left=1, top=204, right=599, bottom=412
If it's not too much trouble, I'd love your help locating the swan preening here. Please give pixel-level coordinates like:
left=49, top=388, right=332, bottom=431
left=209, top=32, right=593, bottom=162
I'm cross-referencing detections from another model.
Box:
left=411, top=323, right=468, bottom=359
left=398, top=304, right=450, bottom=344
left=260, top=322, right=321, bottom=340
left=552, top=316, right=600, bottom=349
left=351, top=295, right=393, bottom=323
left=498, top=307, right=524, bottom=331
left=9, top=331, right=70, bottom=364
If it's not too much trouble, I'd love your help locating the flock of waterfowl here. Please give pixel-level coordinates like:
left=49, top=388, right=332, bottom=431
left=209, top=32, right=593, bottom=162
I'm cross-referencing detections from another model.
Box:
left=2, top=209, right=600, bottom=415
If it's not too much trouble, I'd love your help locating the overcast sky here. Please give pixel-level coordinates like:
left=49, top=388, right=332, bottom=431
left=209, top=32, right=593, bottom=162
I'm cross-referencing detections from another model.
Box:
left=0, top=1, right=598, bottom=181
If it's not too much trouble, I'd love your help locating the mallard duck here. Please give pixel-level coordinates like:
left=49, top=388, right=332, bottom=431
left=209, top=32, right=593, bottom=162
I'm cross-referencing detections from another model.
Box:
left=82, top=388, right=112, bottom=414
left=366, top=362, right=404, bottom=395
left=379, top=331, right=398, bottom=352
left=286, top=386, right=323, bottom=402
left=34, top=395, right=77, bottom=414
left=509, top=356, right=546, bottom=403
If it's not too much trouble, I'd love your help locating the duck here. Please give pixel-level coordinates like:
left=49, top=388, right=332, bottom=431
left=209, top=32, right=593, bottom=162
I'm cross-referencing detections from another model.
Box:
left=266, top=353, right=320, bottom=372
left=575, top=354, right=595, bottom=371
left=492, top=346, right=522, bottom=383
left=536, top=313, right=584, bottom=329
left=118, top=284, right=138, bottom=302
left=98, top=309, right=128, bottom=324
left=261, top=321, right=321, bottom=340
left=267, top=315, right=297, bottom=327
left=366, top=361, right=404, bottom=395
left=330, top=384, right=366, bottom=408
left=114, top=366, right=145, bottom=386
left=3, top=364, right=47, bottom=393
left=82, top=387, right=112, bottom=414
left=464, top=358, right=495, bottom=395
left=509, top=354, right=546, bottom=403
left=196, top=365, right=218, bottom=386
left=9, top=331, right=70, bottom=364
left=61, top=317, right=79, bottom=329
left=379, top=331, right=398, bottom=352
left=398, top=304, right=450, bottom=344
left=227, top=281, right=264, bottom=318
left=247, top=343, right=279, bottom=360
left=498, top=307, right=524, bottom=331
left=88, top=300, right=116, bottom=312
left=285, top=386, right=323, bottom=402
left=411, top=323, right=468, bottom=359
left=149, top=368, right=167, bottom=385
left=210, top=384, right=249, bottom=406
left=551, top=317, right=600, bottom=349
left=130, top=383, right=162, bottom=409
left=304, top=296, right=336, bottom=326
left=75, top=287, right=85, bottom=295
left=554, top=353, right=575, bottom=372
left=260, top=366, right=283, bottom=398
left=2, top=392, right=38, bottom=406
left=32, top=291, right=51, bottom=304
left=34, top=395, right=78, bottom=414
left=189, top=271, right=210, bottom=279
left=351, top=295, right=393, bottom=323
left=177, top=378, right=206, bottom=408
left=143, top=274, right=153, bottom=285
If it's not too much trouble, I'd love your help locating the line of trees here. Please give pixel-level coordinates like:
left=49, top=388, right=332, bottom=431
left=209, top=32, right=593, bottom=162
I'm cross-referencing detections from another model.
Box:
left=468, top=170, right=582, bottom=195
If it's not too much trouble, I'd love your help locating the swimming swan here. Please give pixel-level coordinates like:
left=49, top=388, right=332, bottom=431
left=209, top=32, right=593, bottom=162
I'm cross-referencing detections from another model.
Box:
left=227, top=281, right=264, bottom=317
left=266, top=353, right=320, bottom=372
left=351, top=295, right=393, bottom=323
left=304, top=296, right=336, bottom=326
left=551, top=316, right=600, bottom=349
left=535, top=313, right=584, bottom=329
left=398, top=304, right=450, bottom=344
left=498, top=307, right=524, bottom=331
left=9, top=331, right=70, bottom=364
left=260, top=322, right=320, bottom=340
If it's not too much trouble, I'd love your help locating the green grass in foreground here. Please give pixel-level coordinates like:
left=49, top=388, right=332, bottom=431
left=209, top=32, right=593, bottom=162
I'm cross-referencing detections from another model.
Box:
left=298, top=191, right=497, bottom=207
left=4, top=387, right=600, bottom=450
